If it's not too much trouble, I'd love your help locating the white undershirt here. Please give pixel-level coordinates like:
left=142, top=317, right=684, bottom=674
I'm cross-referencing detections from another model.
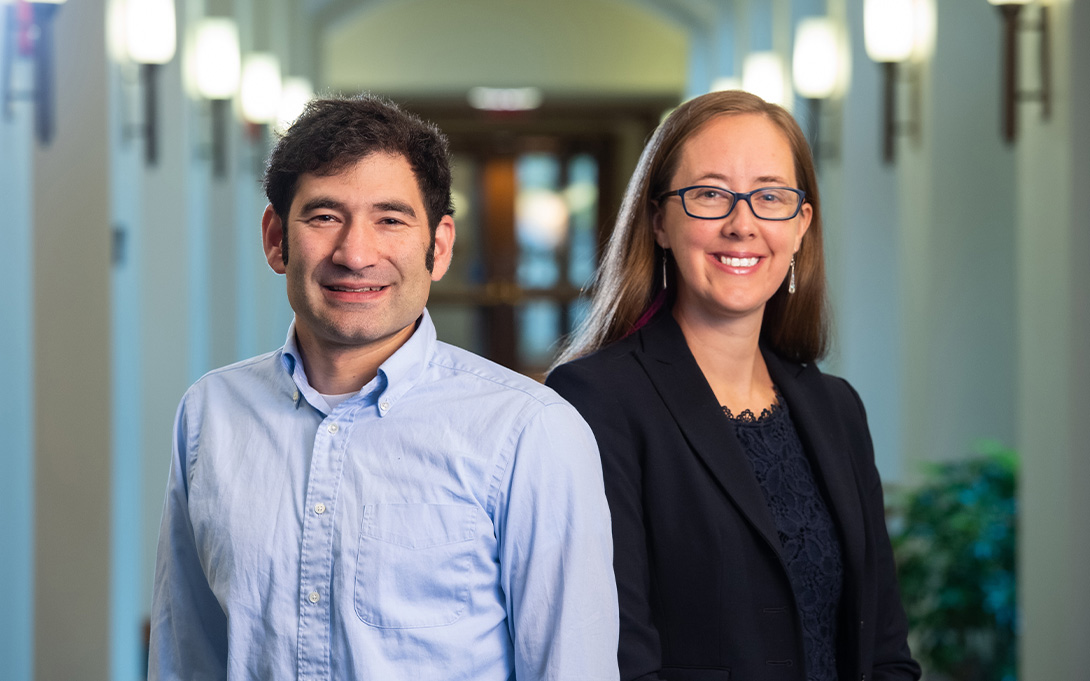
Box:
left=321, top=392, right=356, bottom=411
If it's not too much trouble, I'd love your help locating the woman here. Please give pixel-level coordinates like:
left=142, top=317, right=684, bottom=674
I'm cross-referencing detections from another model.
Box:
left=546, top=90, right=920, bottom=681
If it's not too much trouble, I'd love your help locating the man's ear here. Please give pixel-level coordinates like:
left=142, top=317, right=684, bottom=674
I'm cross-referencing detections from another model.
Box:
left=430, top=215, right=456, bottom=282
left=262, top=204, right=287, bottom=274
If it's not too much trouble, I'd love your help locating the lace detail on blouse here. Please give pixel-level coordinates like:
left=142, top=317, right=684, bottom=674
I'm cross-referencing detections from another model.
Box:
left=721, top=398, right=781, bottom=423
left=724, top=396, right=844, bottom=681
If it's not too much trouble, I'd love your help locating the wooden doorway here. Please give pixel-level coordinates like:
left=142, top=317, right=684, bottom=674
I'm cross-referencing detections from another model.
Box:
left=405, top=96, right=671, bottom=377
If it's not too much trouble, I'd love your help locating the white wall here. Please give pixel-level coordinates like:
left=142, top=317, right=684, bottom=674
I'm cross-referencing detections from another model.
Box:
left=32, top=0, right=113, bottom=678
left=1017, top=1, right=1090, bottom=677
left=323, top=0, right=688, bottom=96
left=0, top=6, right=36, bottom=678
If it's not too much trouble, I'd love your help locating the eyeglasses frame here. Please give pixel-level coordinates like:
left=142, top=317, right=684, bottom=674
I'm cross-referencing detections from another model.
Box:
left=658, top=185, right=808, bottom=221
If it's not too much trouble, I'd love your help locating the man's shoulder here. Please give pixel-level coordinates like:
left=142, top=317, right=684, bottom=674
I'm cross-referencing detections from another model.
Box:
left=427, top=341, right=564, bottom=408
left=183, top=348, right=285, bottom=401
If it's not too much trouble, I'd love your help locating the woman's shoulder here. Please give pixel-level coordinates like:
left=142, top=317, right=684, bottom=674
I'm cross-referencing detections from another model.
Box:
left=764, top=349, right=868, bottom=420
left=550, top=330, right=643, bottom=378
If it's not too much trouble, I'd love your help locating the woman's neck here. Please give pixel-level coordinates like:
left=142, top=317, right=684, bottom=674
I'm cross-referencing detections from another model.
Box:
left=672, top=305, right=777, bottom=414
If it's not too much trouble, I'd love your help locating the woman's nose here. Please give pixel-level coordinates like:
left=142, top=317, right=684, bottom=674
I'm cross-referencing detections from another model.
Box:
left=723, top=198, right=759, bottom=238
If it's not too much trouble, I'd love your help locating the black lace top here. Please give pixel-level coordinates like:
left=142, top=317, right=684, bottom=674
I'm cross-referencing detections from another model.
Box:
left=724, top=395, right=844, bottom=681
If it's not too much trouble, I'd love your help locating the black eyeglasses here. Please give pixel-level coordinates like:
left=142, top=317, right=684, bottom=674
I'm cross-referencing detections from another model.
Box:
left=658, top=185, right=806, bottom=221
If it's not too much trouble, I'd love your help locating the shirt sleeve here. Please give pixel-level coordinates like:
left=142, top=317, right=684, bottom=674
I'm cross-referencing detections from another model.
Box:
left=148, top=395, right=229, bottom=680
left=495, top=400, right=620, bottom=681
left=548, top=362, right=667, bottom=681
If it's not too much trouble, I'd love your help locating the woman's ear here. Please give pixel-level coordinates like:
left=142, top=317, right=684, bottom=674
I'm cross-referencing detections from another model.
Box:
left=794, top=202, right=813, bottom=252
left=651, top=203, right=671, bottom=250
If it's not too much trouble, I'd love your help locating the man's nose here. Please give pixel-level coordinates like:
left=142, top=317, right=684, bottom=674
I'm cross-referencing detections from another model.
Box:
left=331, top=223, right=379, bottom=270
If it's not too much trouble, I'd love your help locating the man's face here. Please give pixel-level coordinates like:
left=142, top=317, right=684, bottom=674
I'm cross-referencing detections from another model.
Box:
left=262, top=153, right=454, bottom=362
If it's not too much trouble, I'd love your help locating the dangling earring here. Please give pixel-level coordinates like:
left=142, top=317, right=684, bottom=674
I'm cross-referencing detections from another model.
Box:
left=662, top=250, right=669, bottom=290
left=788, top=255, right=797, bottom=295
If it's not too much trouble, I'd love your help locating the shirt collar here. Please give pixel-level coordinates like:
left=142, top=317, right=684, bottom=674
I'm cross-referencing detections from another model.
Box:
left=279, top=310, right=438, bottom=416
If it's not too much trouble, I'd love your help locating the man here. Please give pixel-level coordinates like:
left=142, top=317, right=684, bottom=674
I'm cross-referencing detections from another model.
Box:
left=149, top=95, right=619, bottom=680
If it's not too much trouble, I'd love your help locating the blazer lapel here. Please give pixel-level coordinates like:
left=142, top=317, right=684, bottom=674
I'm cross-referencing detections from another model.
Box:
left=764, top=352, right=866, bottom=585
left=634, top=313, right=784, bottom=556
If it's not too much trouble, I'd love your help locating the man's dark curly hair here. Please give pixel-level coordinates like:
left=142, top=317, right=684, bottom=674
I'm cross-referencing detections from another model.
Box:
left=263, top=94, right=455, bottom=265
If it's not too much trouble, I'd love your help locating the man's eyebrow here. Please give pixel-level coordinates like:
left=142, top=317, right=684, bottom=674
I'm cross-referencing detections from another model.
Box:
left=298, top=197, right=347, bottom=214
left=373, top=200, right=417, bottom=218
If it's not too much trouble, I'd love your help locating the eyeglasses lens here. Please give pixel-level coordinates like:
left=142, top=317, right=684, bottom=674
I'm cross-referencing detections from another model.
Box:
left=682, top=187, right=800, bottom=220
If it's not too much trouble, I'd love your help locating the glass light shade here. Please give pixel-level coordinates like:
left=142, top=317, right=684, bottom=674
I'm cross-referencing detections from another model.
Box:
left=240, top=53, right=282, bottom=124
left=710, top=76, right=742, bottom=92
left=742, top=52, right=787, bottom=106
left=192, top=18, right=240, bottom=99
left=517, top=189, right=569, bottom=250
left=276, top=77, right=314, bottom=132
left=793, top=18, right=840, bottom=99
left=125, top=0, right=176, bottom=65
left=864, top=0, right=915, bottom=62
left=467, top=87, right=543, bottom=111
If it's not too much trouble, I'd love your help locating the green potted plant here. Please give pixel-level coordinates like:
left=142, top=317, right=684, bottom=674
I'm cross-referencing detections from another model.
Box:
left=886, top=442, right=1018, bottom=681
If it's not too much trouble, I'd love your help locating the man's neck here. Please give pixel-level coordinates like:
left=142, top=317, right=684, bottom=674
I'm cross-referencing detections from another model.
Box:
left=294, top=322, right=416, bottom=395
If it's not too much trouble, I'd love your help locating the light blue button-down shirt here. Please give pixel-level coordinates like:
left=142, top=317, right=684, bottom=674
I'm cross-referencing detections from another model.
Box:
left=150, top=311, right=619, bottom=680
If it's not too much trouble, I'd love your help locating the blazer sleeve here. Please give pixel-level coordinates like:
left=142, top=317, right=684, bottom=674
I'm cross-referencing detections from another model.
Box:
left=839, top=379, right=921, bottom=681
left=547, top=362, right=669, bottom=681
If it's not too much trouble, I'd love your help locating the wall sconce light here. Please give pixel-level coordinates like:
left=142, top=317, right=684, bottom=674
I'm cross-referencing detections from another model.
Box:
left=987, top=0, right=1050, bottom=143
left=1, top=0, right=67, bottom=145
left=709, top=76, right=742, bottom=93
left=191, top=17, right=240, bottom=177
left=864, top=0, right=918, bottom=163
left=124, top=0, right=176, bottom=166
left=275, top=76, right=314, bottom=134
left=240, top=52, right=281, bottom=126
left=742, top=52, right=787, bottom=107
left=792, top=17, right=844, bottom=156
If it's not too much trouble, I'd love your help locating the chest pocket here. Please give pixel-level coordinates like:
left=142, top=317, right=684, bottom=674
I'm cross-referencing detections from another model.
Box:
left=354, top=503, right=478, bottom=628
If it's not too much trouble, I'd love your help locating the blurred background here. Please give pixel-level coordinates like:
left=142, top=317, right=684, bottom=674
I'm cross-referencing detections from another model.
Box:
left=0, top=0, right=1086, bottom=679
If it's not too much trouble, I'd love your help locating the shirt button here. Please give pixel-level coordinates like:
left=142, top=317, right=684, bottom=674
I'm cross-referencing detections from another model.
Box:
left=327, top=423, right=338, bottom=434
left=292, top=390, right=299, bottom=402
left=379, top=401, right=390, bottom=412
left=308, top=591, right=320, bottom=603
left=315, top=502, right=326, bottom=515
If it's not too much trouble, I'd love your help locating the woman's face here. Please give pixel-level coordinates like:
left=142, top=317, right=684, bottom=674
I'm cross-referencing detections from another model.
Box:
left=653, top=113, right=812, bottom=329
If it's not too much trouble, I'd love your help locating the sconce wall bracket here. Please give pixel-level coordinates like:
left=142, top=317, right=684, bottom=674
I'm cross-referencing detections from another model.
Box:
left=998, top=3, right=1051, bottom=143
left=2, top=2, right=61, bottom=145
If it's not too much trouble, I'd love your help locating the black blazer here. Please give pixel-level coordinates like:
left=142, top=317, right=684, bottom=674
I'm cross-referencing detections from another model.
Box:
left=547, top=311, right=919, bottom=681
